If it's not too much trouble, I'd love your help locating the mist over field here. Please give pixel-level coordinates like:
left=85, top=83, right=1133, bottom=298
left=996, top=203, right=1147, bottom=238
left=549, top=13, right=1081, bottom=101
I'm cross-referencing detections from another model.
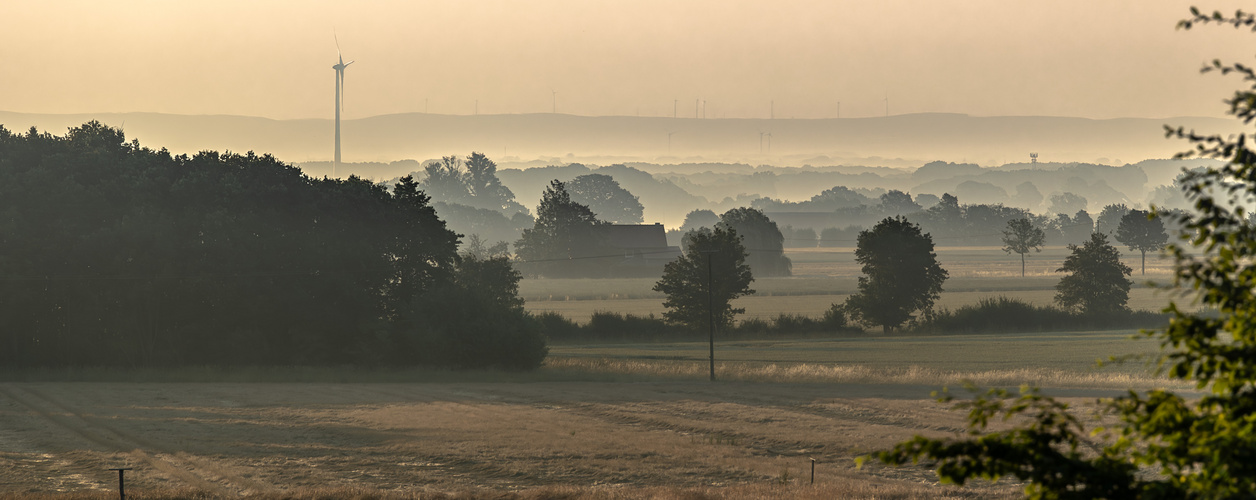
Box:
left=9, top=1, right=1256, bottom=497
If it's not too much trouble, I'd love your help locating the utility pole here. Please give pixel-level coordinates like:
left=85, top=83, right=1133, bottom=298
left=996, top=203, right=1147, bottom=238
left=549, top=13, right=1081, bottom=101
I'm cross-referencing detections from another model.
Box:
left=703, top=249, right=717, bottom=381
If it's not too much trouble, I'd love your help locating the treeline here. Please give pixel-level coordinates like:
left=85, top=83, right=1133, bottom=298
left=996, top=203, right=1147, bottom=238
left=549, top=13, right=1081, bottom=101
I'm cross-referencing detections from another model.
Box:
left=536, top=308, right=856, bottom=343
left=762, top=192, right=1188, bottom=248
left=0, top=123, right=545, bottom=369
left=535, top=298, right=1168, bottom=344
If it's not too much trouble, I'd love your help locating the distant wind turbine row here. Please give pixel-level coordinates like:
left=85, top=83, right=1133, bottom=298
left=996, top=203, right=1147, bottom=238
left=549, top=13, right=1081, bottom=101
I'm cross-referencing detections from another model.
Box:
left=327, top=38, right=876, bottom=165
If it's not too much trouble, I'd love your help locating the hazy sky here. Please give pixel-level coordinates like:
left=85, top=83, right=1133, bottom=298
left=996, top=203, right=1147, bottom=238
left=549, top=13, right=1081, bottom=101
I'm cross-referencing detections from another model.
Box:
left=4, top=1, right=1251, bottom=120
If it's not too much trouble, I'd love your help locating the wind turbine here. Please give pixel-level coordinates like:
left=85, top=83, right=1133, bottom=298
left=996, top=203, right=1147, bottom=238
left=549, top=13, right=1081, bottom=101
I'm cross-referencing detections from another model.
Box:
left=332, top=36, right=354, bottom=177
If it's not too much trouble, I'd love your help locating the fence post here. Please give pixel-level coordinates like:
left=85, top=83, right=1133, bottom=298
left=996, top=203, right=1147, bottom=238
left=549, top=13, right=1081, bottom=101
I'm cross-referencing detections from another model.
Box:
left=108, top=467, right=133, bottom=500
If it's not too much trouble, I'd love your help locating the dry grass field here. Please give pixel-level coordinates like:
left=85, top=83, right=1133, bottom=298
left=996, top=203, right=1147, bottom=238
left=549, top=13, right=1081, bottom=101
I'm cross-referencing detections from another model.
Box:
left=522, top=246, right=1187, bottom=323
left=1, top=330, right=1183, bottom=499
left=0, top=379, right=1031, bottom=499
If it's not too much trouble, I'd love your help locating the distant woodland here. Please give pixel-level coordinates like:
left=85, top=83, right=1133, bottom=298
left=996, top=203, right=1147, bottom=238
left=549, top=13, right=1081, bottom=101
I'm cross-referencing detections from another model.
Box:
left=377, top=155, right=1216, bottom=253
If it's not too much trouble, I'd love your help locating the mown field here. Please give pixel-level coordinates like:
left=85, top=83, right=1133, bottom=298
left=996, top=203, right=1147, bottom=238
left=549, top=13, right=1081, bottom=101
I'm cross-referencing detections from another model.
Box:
left=523, top=245, right=1187, bottom=323
left=1, top=329, right=1184, bottom=499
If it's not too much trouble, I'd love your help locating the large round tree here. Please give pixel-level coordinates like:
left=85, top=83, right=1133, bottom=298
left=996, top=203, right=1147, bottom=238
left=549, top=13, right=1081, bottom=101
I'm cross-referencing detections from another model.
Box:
left=1054, top=231, right=1132, bottom=315
left=845, top=216, right=948, bottom=333
left=717, top=207, right=792, bottom=277
left=653, top=226, right=755, bottom=331
left=566, top=173, right=645, bottom=224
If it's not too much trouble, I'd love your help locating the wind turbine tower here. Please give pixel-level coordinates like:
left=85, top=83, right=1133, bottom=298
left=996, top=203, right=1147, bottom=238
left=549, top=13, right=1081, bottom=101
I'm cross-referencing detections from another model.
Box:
left=332, top=38, right=354, bottom=177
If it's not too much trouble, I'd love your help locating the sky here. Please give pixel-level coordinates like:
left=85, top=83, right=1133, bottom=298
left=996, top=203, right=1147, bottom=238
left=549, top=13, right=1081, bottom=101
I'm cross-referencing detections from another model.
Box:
left=3, top=1, right=1252, bottom=121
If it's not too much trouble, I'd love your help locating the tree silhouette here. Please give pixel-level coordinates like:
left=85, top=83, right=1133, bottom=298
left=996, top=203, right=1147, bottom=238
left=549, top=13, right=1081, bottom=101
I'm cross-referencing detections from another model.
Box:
left=513, top=180, right=608, bottom=277
left=653, top=226, right=754, bottom=331
left=1115, top=209, right=1168, bottom=275
left=1054, top=232, right=1132, bottom=315
left=1095, top=203, right=1130, bottom=236
left=845, top=216, right=948, bottom=333
left=717, top=207, right=792, bottom=277
left=1001, top=217, right=1046, bottom=277
left=566, top=173, right=645, bottom=224
left=0, top=122, right=545, bottom=369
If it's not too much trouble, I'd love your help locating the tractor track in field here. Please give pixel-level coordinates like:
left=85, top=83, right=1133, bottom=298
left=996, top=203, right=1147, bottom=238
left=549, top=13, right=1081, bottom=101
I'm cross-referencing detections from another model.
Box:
left=0, top=384, right=275, bottom=496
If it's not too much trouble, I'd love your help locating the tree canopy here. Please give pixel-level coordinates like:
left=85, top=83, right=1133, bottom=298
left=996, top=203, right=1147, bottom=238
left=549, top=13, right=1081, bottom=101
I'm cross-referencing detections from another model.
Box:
left=420, top=152, right=527, bottom=216
left=1115, top=208, right=1169, bottom=275
left=1095, top=203, right=1131, bottom=236
left=513, top=180, right=610, bottom=277
left=1001, top=217, right=1046, bottom=277
left=653, top=226, right=755, bottom=331
left=1054, top=232, right=1132, bottom=315
left=566, top=173, right=645, bottom=224
left=0, top=122, right=546, bottom=369
left=1047, top=192, right=1087, bottom=215
left=845, top=216, right=948, bottom=333
left=717, top=207, right=792, bottom=277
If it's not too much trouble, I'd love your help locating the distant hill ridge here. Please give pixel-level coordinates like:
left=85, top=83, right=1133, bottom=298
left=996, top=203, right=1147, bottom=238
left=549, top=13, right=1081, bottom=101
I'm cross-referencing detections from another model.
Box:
left=0, top=111, right=1241, bottom=169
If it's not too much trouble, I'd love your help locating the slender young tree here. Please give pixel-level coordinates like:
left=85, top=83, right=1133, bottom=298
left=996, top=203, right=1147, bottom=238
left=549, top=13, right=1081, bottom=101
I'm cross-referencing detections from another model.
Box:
left=1001, top=217, right=1046, bottom=277
left=1115, top=208, right=1169, bottom=275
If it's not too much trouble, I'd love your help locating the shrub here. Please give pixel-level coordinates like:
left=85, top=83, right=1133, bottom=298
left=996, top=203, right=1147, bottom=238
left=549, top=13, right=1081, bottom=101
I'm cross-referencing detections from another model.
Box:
left=913, top=296, right=1167, bottom=334
left=531, top=311, right=582, bottom=341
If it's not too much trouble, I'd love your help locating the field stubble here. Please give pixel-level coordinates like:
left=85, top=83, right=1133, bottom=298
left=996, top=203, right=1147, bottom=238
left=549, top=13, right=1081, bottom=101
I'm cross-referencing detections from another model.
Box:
left=0, top=380, right=1024, bottom=499
left=2, top=330, right=1181, bottom=499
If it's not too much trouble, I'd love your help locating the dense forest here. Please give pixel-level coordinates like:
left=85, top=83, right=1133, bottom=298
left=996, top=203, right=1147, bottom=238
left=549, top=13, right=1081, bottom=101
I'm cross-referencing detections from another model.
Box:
left=0, top=122, right=546, bottom=369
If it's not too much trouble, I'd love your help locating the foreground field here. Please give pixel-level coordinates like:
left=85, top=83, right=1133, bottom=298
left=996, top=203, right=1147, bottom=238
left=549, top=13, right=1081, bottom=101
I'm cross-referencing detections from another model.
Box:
left=1, top=332, right=1179, bottom=498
